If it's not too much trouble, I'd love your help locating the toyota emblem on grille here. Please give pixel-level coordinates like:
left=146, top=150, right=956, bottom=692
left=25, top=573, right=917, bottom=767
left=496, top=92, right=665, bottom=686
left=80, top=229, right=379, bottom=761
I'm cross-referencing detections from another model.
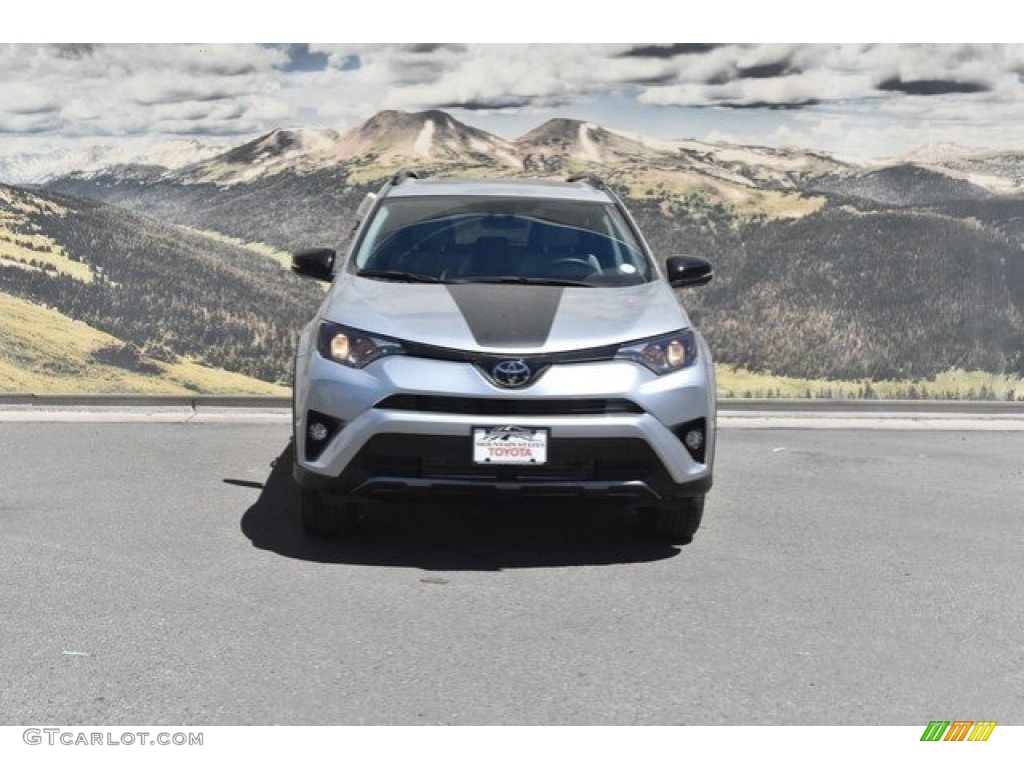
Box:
left=492, top=359, right=532, bottom=388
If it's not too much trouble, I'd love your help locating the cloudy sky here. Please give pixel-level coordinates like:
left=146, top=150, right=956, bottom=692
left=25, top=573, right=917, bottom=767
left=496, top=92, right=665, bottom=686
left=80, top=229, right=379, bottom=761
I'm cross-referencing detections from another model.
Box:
left=2, top=42, right=1024, bottom=160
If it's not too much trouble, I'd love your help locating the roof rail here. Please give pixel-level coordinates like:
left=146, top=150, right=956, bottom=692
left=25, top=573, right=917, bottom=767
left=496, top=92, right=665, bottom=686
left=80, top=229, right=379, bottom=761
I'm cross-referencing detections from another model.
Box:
left=391, top=169, right=421, bottom=185
left=566, top=173, right=606, bottom=189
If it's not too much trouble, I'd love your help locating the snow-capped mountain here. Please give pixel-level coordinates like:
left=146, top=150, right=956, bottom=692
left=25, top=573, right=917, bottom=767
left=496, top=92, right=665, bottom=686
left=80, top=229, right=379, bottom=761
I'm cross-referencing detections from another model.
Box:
left=332, top=109, right=519, bottom=167
left=902, top=143, right=976, bottom=165
left=17, top=109, right=1024, bottom=200
left=35, top=109, right=1024, bottom=210
left=673, top=140, right=847, bottom=186
left=0, top=139, right=223, bottom=185
left=854, top=143, right=1024, bottom=195
left=516, top=118, right=659, bottom=168
left=174, top=110, right=520, bottom=186
left=173, top=127, right=341, bottom=184
left=913, top=150, right=1024, bottom=193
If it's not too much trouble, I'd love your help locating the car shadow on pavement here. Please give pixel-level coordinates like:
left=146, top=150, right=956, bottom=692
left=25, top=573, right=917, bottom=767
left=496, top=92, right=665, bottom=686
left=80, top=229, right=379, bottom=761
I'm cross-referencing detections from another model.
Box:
left=238, top=442, right=681, bottom=571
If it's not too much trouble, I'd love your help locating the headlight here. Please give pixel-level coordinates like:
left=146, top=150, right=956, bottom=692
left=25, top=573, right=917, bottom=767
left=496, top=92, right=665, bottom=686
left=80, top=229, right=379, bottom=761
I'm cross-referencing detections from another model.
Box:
left=616, top=329, right=698, bottom=374
left=317, top=322, right=405, bottom=368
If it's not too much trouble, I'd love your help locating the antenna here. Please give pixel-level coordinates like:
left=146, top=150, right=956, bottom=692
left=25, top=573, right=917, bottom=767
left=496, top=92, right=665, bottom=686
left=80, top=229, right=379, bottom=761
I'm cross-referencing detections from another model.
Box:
left=566, top=174, right=606, bottom=189
left=391, top=170, right=421, bottom=185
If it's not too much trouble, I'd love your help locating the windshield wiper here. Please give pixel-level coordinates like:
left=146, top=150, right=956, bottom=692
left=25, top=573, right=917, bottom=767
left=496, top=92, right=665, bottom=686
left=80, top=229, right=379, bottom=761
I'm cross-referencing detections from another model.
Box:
left=356, top=269, right=445, bottom=284
left=447, top=276, right=594, bottom=287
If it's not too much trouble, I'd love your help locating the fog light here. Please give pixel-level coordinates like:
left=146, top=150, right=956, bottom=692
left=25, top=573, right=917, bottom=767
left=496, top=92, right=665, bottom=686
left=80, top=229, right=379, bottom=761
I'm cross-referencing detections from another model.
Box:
left=672, top=418, right=707, bottom=463
left=684, top=429, right=704, bottom=452
left=304, top=410, right=343, bottom=462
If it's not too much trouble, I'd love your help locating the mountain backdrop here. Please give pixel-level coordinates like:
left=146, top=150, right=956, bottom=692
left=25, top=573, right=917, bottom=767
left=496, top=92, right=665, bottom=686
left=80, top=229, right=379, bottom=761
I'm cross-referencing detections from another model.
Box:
left=3, top=109, right=1022, bottom=396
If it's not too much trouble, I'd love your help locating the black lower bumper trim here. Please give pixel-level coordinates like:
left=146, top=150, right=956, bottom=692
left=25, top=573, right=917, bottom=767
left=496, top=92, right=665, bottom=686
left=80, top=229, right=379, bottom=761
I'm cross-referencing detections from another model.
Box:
left=293, top=434, right=712, bottom=502
left=295, top=464, right=711, bottom=502
left=351, top=477, right=662, bottom=501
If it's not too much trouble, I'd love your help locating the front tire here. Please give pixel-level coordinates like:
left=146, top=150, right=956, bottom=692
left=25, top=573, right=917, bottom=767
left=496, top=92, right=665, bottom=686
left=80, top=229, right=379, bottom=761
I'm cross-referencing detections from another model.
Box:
left=640, top=496, right=704, bottom=544
left=298, top=489, right=362, bottom=536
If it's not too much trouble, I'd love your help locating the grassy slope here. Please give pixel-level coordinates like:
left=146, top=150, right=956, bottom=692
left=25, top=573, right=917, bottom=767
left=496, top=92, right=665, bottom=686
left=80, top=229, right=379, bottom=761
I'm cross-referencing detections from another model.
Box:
left=176, top=225, right=293, bottom=269
left=0, top=187, right=92, bottom=282
left=0, top=292, right=287, bottom=395
left=716, top=364, right=1023, bottom=401
left=610, top=166, right=827, bottom=222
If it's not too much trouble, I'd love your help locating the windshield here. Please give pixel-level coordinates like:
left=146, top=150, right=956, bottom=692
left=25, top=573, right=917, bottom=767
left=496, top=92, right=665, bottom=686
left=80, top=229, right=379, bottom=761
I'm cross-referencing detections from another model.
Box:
left=351, top=196, right=653, bottom=286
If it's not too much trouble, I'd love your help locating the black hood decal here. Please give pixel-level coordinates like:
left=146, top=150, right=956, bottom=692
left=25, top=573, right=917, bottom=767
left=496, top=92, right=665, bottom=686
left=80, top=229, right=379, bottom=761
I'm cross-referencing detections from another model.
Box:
left=446, top=284, right=564, bottom=348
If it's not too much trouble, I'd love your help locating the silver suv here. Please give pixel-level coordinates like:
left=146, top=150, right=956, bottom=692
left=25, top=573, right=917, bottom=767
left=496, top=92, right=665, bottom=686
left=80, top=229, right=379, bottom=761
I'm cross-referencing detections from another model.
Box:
left=291, top=173, right=716, bottom=542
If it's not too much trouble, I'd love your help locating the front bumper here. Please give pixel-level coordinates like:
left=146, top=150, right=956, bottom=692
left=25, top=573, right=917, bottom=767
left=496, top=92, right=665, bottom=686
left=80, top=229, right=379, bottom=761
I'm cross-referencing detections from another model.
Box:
left=293, top=348, right=716, bottom=501
left=294, top=434, right=713, bottom=502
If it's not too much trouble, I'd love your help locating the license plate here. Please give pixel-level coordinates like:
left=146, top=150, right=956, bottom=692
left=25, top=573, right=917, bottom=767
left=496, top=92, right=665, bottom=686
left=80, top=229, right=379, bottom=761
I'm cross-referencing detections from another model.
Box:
left=473, top=426, right=548, bottom=465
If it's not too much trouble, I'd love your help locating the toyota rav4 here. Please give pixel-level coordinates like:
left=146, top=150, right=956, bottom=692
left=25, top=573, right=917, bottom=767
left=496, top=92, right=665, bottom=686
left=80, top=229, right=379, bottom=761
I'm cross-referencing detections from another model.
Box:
left=291, top=173, right=716, bottom=542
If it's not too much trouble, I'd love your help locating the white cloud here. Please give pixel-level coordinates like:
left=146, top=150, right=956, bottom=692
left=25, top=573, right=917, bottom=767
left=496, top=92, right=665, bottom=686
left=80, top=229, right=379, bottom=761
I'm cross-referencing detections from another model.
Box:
left=1, top=43, right=1024, bottom=159
left=0, top=44, right=287, bottom=139
left=0, top=82, right=59, bottom=116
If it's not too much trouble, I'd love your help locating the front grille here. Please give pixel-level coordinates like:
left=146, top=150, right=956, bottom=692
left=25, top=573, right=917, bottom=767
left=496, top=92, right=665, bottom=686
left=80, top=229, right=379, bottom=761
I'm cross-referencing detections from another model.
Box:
left=402, top=340, right=619, bottom=365
left=397, top=341, right=623, bottom=391
left=375, top=394, right=644, bottom=416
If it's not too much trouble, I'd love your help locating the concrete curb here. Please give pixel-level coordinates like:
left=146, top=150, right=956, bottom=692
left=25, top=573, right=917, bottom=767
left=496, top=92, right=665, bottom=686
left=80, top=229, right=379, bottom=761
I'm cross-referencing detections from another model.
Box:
left=717, top=398, right=1024, bottom=414
left=0, top=394, right=291, bottom=408
left=1, top=397, right=1023, bottom=430
left=1, top=393, right=1023, bottom=412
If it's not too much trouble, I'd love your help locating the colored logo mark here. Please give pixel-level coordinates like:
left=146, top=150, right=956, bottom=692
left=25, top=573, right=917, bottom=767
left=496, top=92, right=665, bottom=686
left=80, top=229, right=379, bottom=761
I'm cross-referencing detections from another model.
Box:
left=920, top=721, right=996, bottom=742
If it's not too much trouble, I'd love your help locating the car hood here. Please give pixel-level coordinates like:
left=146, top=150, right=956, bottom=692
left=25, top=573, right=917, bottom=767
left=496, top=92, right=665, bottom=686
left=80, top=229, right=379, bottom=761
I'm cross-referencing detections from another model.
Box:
left=321, top=276, right=691, bottom=353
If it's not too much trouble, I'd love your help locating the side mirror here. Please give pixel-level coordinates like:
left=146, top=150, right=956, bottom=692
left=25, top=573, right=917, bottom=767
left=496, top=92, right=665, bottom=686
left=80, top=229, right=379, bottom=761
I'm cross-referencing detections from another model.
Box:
left=665, top=256, right=713, bottom=288
left=292, top=248, right=336, bottom=282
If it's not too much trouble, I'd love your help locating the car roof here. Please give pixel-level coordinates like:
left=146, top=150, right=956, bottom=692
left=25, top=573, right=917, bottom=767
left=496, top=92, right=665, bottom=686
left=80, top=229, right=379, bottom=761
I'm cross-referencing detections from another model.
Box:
left=384, top=176, right=614, bottom=202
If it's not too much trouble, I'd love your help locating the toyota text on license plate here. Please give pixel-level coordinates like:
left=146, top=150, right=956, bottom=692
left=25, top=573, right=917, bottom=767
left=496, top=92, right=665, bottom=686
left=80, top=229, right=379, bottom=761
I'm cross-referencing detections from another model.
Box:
left=472, top=426, right=548, bottom=465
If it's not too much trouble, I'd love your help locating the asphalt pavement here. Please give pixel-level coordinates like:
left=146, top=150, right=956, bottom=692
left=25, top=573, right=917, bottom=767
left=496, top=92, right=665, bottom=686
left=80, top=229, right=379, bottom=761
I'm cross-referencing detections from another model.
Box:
left=0, top=417, right=1021, bottom=724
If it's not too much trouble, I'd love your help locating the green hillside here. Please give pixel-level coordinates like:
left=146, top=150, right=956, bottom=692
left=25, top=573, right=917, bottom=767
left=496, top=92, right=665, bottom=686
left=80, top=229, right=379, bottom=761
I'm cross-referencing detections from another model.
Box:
left=0, top=292, right=286, bottom=394
left=0, top=182, right=323, bottom=386
left=716, top=364, right=1023, bottom=401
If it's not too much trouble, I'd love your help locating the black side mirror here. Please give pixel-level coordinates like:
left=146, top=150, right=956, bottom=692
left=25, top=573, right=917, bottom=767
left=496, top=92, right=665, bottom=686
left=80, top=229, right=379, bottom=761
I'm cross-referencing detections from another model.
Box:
left=292, top=248, right=336, bottom=282
left=665, top=256, right=713, bottom=288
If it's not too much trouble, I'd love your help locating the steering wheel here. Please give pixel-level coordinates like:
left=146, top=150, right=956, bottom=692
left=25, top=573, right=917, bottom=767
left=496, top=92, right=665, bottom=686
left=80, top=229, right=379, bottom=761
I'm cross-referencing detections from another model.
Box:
left=543, top=257, right=598, bottom=278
